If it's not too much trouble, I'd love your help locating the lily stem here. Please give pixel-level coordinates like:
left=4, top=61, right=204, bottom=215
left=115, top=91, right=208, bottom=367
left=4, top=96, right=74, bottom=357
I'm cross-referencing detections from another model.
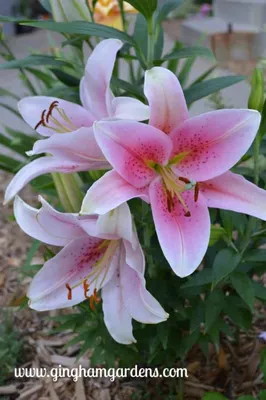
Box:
left=147, top=17, right=155, bottom=69
left=52, top=173, right=83, bottom=213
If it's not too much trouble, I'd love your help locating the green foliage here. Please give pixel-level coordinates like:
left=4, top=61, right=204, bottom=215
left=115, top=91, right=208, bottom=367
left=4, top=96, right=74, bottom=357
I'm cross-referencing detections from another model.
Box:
left=0, top=311, right=24, bottom=384
left=125, top=0, right=157, bottom=20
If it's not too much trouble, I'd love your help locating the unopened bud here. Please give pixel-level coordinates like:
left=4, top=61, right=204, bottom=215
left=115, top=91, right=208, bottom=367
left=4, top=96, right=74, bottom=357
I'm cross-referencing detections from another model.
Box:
left=248, top=68, right=264, bottom=112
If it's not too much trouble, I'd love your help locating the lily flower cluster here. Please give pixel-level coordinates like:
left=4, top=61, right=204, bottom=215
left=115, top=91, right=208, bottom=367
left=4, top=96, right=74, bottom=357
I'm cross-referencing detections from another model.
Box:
left=6, top=39, right=266, bottom=344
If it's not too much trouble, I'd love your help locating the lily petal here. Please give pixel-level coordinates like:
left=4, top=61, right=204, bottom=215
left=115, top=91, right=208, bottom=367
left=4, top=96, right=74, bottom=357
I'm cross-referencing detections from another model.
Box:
left=27, top=127, right=110, bottom=170
left=149, top=177, right=211, bottom=277
left=80, top=39, right=122, bottom=119
left=96, top=203, right=134, bottom=243
left=144, top=67, right=189, bottom=134
left=201, top=171, right=266, bottom=220
left=18, top=96, right=94, bottom=137
left=170, top=109, right=261, bottom=182
left=81, top=170, right=149, bottom=215
left=14, top=196, right=87, bottom=246
left=94, top=120, right=173, bottom=188
left=28, top=236, right=104, bottom=311
left=4, top=157, right=92, bottom=203
left=112, top=96, right=150, bottom=121
left=121, top=241, right=169, bottom=323
left=102, top=264, right=136, bottom=345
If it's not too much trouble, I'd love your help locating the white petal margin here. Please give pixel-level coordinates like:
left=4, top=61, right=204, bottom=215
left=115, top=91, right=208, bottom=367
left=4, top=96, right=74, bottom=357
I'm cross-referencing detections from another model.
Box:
left=144, top=67, right=189, bottom=134
left=201, top=171, right=266, bottom=220
left=4, top=156, right=92, bottom=204
left=112, top=97, right=150, bottom=121
left=80, top=39, right=123, bottom=119
left=102, top=265, right=136, bottom=345
left=81, top=170, right=149, bottom=215
left=14, top=196, right=87, bottom=246
left=96, top=203, right=134, bottom=244
left=122, top=239, right=169, bottom=323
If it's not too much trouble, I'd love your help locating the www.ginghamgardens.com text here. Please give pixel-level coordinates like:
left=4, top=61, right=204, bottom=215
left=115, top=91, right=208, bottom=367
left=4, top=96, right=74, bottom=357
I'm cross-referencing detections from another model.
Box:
left=14, top=365, right=189, bottom=382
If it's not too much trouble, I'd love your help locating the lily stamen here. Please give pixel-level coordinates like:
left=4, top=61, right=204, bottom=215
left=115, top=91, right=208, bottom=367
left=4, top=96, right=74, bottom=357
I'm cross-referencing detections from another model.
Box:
left=83, top=279, right=90, bottom=299
left=34, top=101, right=78, bottom=134
left=34, top=110, right=47, bottom=130
left=194, top=183, right=199, bottom=203
left=66, top=283, right=72, bottom=300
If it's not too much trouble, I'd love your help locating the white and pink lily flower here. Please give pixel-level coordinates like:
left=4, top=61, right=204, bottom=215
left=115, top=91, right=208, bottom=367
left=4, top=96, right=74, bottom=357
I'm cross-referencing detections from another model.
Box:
left=4, top=39, right=149, bottom=204
left=81, top=67, right=264, bottom=278
left=14, top=196, right=168, bottom=344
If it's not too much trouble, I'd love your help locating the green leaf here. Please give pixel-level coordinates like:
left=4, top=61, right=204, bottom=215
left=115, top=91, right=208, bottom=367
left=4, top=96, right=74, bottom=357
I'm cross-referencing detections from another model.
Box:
left=259, top=390, right=266, bottom=400
left=50, top=69, right=80, bottom=87
left=39, top=0, right=52, bottom=13
left=190, top=65, right=217, bottom=86
left=0, top=154, right=22, bottom=173
left=156, top=0, right=183, bottom=24
left=126, top=0, right=157, bottom=20
left=253, top=282, right=266, bottom=301
left=20, top=20, right=137, bottom=46
left=23, top=240, right=41, bottom=268
left=230, top=272, right=255, bottom=311
left=209, top=225, right=226, bottom=247
left=245, top=249, right=266, bottom=262
left=181, top=268, right=212, bottom=288
left=0, top=55, right=71, bottom=70
left=184, top=76, right=245, bottom=106
left=161, top=46, right=214, bottom=63
left=237, top=397, right=255, bottom=400
left=205, top=291, right=225, bottom=332
left=212, top=248, right=241, bottom=288
left=203, top=393, right=228, bottom=400
left=111, top=76, right=146, bottom=102
left=0, top=87, right=20, bottom=100
left=0, top=103, right=21, bottom=119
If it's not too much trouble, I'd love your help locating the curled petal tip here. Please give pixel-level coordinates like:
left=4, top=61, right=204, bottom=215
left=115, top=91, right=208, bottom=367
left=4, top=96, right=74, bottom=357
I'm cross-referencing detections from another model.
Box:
left=26, top=150, right=34, bottom=156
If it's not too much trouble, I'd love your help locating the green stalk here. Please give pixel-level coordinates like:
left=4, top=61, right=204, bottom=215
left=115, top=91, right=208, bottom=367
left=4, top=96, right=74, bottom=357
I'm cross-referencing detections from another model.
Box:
left=118, top=0, right=127, bottom=32
left=147, top=17, right=155, bottom=69
left=52, top=173, right=83, bottom=213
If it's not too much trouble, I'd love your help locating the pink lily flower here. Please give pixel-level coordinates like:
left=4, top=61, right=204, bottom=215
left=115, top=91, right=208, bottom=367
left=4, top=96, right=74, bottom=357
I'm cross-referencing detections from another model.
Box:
left=4, top=39, right=149, bottom=204
left=14, top=196, right=168, bottom=344
left=81, top=67, right=263, bottom=278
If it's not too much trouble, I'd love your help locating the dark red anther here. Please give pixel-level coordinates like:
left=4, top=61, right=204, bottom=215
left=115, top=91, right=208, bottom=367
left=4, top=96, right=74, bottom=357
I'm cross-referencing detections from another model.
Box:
left=66, top=283, right=72, bottom=300
left=185, top=211, right=191, bottom=217
left=179, top=177, right=191, bottom=184
left=46, top=100, right=59, bottom=123
left=34, top=109, right=47, bottom=130
left=194, top=183, right=199, bottom=203
left=166, top=190, right=175, bottom=213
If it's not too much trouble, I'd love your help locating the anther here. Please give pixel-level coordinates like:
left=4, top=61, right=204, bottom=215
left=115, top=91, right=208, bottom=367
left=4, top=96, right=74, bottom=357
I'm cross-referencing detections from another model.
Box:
left=83, top=279, right=90, bottom=299
left=46, top=101, right=59, bottom=123
left=66, top=283, right=72, bottom=300
left=34, top=109, right=47, bottom=130
left=185, top=211, right=191, bottom=217
left=179, top=177, right=191, bottom=184
left=166, top=190, right=175, bottom=213
left=194, top=183, right=199, bottom=203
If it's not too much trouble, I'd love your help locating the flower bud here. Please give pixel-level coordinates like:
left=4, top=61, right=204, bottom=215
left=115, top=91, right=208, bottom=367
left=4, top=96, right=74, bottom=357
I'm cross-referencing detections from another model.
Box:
left=49, top=0, right=91, bottom=22
left=248, top=68, right=264, bottom=112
